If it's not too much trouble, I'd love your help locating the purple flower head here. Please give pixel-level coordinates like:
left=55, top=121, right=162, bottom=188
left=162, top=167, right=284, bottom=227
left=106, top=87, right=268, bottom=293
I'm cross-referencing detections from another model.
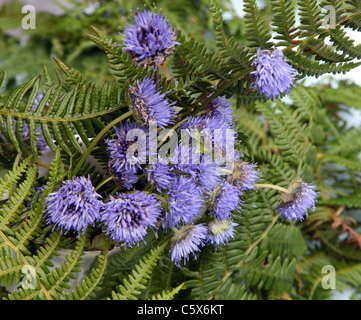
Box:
left=171, top=143, right=221, bottom=192
left=207, top=95, right=235, bottom=128
left=147, top=160, right=177, bottom=191
left=129, top=76, right=176, bottom=128
left=44, top=176, right=103, bottom=235
left=170, top=224, right=208, bottom=267
left=207, top=219, right=238, bottom=247
left=211, top=181, right=242, bottom=220
left=162, top=176, right=203, bottom=229
left=276, top=178, right=318, bottom=222
left=251, top=47, right=297, bottom=100
left=179, top=114, right=237, bottom=165
left=121, top=5, right=179, bottom=67
left=102, top=191, right=161, bottom=246
left=230, top=160, right=259, bottom=191
left=105, top=120, right=147, bottom=173
left=109, top=162, right=139, bottom=190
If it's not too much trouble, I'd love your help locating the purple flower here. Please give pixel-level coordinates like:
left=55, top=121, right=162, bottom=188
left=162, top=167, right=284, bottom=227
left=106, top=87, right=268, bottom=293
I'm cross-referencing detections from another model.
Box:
left=44, top=176, right=103, bottom=234
left=162, top=176, right=203, bottom=228
left=179, top=114, right=237, bottom=165
left=211, top=181, right=242, bottom=220
left=207, top=95, right=235, bottom=128
left=101, top=191, right=161, bottom=246
left=171, top=144, right=221, bottom=192
left=251, top=47, right=297, bottom=100
left=109, top=163, right=139, bottom=190
left=105, top=120, right=147, bottom=173
left=170, top=224, right=208, bottom=267
left=147, top=160, right=177, bottom=191
left=207, top=219, right=238, bottom=246
left=230, top=160, right=259, bottom=191
left=129, top=77, right=176, bottom=128
left=121, top=5, right=179, bottom=67
left=276, top=178, right=318, bottom=222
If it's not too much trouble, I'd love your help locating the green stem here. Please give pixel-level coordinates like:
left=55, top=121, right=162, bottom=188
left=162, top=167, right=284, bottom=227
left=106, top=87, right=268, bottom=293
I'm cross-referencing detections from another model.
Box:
left=255, top=183, right=289, bottom=193
left=95, top=175, right=113, bottom=192
left=73, top=110, right=133, bottom=176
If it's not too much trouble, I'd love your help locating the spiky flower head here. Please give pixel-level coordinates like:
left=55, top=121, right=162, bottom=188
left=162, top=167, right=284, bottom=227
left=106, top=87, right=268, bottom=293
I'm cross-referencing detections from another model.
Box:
left=276, top=178, right=318, bottom=222
left=129, top=77, right=176, bottom=128
left=147, top=160, right=177, bottom=191
left=44, top=176, right=102, bottom=234
left=170, top=224, right=208, bottom=267
left=105, top=120, right=147, bottom=173
left=108, top=163, right=139, bottom=190
left=162, top=176, right=204, bottom=229
left=207, top=219, right=238, bottom=246
left=177, top=116, right=236, bottom=179
left=251, top=47, right=297, bottom=100
left=101, top=191, right=161, bottom=246
left=211, top=181, right=242, bottom=220
left=171, top=143, right=221, bottom=192
left=121, top=4, right=179, bottom=67
left=207, top=95, right=235, bottom=128
left=229, top=160, right=259, bottom=191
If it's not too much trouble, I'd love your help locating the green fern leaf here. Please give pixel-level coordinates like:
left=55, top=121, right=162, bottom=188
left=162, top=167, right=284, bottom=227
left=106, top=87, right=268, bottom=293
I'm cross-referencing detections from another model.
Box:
left=111, top=242, right=168, bottom=300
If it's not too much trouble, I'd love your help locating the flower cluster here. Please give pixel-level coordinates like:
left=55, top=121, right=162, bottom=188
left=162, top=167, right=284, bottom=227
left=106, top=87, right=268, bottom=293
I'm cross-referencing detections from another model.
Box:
left=101, top=91, right=260, bottom=267
left=42, top=6, right=318, bottom=269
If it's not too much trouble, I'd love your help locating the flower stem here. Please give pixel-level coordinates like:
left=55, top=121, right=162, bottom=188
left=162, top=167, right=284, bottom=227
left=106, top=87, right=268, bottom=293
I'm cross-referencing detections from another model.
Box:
left=72, top=110, right=133, bottom=176
left=95, top=175, right=113, bottom=192
left=255, top=183, right=289, bottom=193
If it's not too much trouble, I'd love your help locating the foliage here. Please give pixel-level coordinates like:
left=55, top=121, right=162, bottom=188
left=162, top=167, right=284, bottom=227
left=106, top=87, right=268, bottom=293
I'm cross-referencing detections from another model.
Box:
left=0, top=0, right=361, bottom=301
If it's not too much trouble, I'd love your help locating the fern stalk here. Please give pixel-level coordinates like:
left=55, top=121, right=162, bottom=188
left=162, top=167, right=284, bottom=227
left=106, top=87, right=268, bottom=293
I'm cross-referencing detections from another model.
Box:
left=72, top=110, right=133, bottom=176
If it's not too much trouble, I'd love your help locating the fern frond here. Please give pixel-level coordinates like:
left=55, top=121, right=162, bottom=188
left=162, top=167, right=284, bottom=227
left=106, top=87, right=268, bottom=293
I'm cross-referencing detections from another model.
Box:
left=0, top=164, right=37, bottom=236
left=285, top=50, right=361, bottom=77
left=111, top=242, right=167, bottom=300
left=255, top=100, right=306, bottom=164
left=243, top=0, right=272, bottom=51
left=0, top=155, right=32, bottom=199
left=172, top=33, right=228, bottom=81
left=209, top=0, right=252, bottom=72
left=0, top=70, right=124, bottom=157
left=150, top=283, right=184, bottom=300
left=298, top=0, right=322, bottom=38
left=86, top=26, right=150, bottom=84
left=65, top=239, right=109, bottom=300
left=271, top=0, right=299, bottom=46
left=8, top=231, right=90, bottom=300
left=260, top=224, right=308, bottom=257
